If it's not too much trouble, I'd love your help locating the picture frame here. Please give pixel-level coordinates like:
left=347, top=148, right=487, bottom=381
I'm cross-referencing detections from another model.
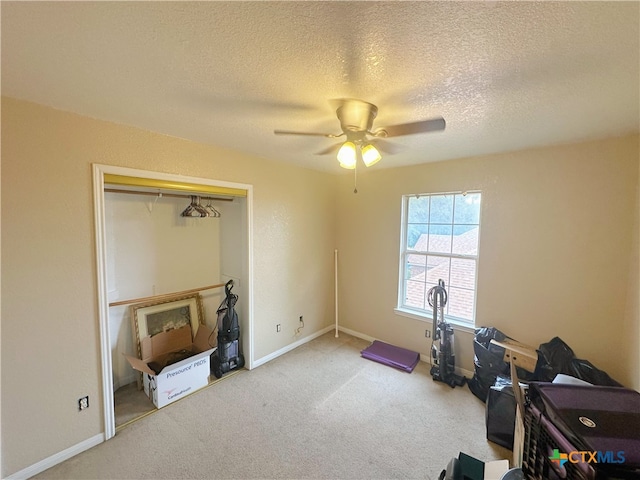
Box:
left=130, top=292, right=205, bottom=361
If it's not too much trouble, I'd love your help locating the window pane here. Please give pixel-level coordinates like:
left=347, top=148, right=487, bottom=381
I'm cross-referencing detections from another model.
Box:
left=454, top=193, right=481, bottom=224
left=429, top=195, right=453, bottom=223
left=452, top=225, right=479, bottom=255
left=399, top=192, right=481, bottom=326
left=405, top=280, right=425, bottom=309
left=447, top=286, right=475, bottom=322
left=424, top=281, right=440, bottom=314
left=450, top=258, right=476, bottom=289
left=407, top=224, right=429, bottom=250
left=408, top=196, right=429, bottom=223
left=426, top=255, right=450, bottom=284
left=428, top=224, right=452, bottom=253
left=406, top=254, right=426, bottom=280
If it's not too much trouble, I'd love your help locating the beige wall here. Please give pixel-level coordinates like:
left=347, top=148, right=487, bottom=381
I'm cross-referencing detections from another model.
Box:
left=336, top=134, right=639, bottom=388
left=629, top=148, right=640, bottom=388
left=1, top=97, right=336, bottom=477
left=2, top=96, right=639, bottom=477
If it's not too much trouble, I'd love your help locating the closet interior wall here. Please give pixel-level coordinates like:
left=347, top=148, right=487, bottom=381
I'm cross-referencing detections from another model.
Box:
left=105, top=189, right=243, bottom=390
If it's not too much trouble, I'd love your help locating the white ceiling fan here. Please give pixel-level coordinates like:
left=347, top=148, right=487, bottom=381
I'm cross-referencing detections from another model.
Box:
left=274, top=98, right=446, bottom=169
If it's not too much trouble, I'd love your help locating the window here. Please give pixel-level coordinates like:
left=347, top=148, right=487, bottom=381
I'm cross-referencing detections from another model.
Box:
left=398, top=191, right=482, bottom=327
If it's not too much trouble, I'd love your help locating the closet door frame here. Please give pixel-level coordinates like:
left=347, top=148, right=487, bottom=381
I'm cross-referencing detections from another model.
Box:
left=92, top=163, right=254, bottom=440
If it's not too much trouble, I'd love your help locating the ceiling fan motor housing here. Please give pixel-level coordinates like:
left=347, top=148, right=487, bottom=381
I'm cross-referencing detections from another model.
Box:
left=337, top=99, right=378, bottom=137
left=274, top=97, right=445, bottom=147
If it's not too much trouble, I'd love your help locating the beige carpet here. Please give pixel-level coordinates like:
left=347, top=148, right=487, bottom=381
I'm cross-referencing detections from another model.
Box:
left=114, top=382, right=156, bottom=429
left=114, top=371, right=243, bottom=429
left=35, top=332, right=510, bottom=480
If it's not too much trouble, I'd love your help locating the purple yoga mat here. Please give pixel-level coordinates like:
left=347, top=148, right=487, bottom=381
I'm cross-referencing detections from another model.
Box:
left=361, top=340, right=420, bottom=373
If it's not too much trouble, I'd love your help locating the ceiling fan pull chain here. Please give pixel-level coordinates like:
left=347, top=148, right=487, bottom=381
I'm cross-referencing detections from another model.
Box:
left=353, top=162, right=358, bottom=194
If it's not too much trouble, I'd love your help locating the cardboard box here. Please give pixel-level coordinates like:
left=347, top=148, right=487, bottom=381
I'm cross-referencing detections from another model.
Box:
left=125, top=324, right=215, bottom=408
left=442, top=452, right=510, bottom=480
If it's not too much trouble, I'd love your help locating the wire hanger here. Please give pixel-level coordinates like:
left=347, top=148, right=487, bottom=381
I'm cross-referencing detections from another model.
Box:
left=181, top=195, right=204, bottom=217
left=205, top=198, right=221, bottom=217
left=181, top=195, right=221, bottom=218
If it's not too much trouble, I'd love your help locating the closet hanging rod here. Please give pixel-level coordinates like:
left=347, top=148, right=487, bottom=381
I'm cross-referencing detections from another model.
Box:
left=108, top=282, right=227, bottom=307
left=104, top=188, right=233, bottom=202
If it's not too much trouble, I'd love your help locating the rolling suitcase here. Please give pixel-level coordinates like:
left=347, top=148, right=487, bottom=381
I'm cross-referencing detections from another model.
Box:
left=523, top=382, right=640, bottom=479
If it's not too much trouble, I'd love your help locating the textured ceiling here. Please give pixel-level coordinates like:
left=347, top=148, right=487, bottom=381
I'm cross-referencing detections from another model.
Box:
left=2, top=1, right=639, bottom=174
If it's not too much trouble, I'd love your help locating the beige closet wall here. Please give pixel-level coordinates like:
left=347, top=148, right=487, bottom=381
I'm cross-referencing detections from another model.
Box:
left=335, top=134, right=639, bottom=388
left=1, top=97, right=336, bottom=477
left=105, top=192, right=226, bottom=390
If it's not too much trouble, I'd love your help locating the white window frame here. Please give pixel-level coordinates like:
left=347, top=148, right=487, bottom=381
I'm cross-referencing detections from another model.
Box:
left=395, top=191, right=481, bottom=329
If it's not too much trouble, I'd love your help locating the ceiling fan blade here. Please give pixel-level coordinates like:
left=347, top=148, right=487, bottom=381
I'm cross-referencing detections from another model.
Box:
left=274, top=129, right=335, bottom=137
left=372, top=139, right=402, bottom=155
left=377, top=117, right=446, bottom=137
left=315, top=143, right=342, bottom=155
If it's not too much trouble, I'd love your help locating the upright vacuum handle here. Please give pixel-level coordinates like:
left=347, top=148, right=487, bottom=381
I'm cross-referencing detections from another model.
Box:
left=225, top=279, right=234, bottom=296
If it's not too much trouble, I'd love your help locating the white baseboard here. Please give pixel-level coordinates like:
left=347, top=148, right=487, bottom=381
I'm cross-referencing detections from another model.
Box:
left=113, top=373, right=136, bottom=392
left=459, top=367, right=475, bottom=378
left=336, top=326, right=376, bottom=343
left=419, top=353, right=474, bottom=378
left=8, top=325, right=475, bottom=479
left=5, top=433, right=104, bottom=480
left=252, top=324, right=335, bottom=368
left=254, top=324, right=475, bottom=378
left=339, top=326, right=475, bottom=379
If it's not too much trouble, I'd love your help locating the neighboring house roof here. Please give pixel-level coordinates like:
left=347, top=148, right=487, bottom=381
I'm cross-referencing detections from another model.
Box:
left=411, top=227, right=479, bottom=255
left=404, top=228, right=479, bottom=320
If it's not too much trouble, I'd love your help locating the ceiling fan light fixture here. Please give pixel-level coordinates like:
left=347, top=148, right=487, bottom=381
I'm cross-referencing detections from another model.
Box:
left=274, top=99, right=446, bottom=177
left=337, top=141, right=357, bottom=169
left=361, top=143, right=382, bottom=167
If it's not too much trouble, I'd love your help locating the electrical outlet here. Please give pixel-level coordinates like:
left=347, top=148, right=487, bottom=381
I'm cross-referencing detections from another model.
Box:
left=425, top=329, right=431, bottom=338
left=276, top=324, right=281, bottom=332
left=78, top=396, right=89, bottom=411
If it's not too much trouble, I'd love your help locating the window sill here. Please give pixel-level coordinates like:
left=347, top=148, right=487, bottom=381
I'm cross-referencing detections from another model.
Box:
left=393, top=307, right=476, bottom=334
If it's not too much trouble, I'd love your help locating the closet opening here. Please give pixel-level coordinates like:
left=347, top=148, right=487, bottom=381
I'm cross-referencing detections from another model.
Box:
left=93, top=165, right=253, bottom=440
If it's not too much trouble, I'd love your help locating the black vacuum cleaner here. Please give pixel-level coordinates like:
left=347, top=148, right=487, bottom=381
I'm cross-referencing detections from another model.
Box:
left=429, top=279, right=465, bottom=388
left=211, top=279, right=245, bottom=378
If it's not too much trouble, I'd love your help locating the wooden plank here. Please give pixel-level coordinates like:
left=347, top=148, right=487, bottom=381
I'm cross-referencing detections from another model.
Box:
left=490, top=339, right=538, bottom=373
left=109, top=283, right=225, bottom=307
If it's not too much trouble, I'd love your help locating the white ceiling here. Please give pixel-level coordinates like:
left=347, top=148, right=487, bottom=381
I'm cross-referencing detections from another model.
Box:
left=2, top=1, right=639, bottom=174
